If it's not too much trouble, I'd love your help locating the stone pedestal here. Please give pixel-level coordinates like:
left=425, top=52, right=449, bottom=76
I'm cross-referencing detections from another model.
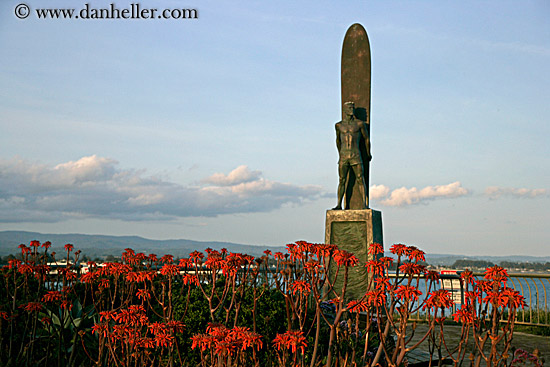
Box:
left=325, top=209, right=383, bottom=301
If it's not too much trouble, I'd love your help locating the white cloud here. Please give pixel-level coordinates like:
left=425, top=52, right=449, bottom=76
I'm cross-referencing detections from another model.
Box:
left=485, top=186, right=548, bottom=199
left=370, top=181, right=469, bottom=207
left=370, top=184, right=391, bottom=200
left=0, top=156, right=322, bottom=223
left=202, top=165, right=262, bottom=186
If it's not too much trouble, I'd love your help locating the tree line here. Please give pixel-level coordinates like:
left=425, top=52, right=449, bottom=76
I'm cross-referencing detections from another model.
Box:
left=451, top=259, right=550, bottom=271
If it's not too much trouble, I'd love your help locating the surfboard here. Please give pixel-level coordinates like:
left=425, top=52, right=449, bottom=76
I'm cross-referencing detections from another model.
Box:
left=341, top=23, right=371, bottom=209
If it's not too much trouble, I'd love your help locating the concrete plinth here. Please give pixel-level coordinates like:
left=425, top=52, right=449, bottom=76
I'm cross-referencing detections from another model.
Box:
left=325, top=209, right=383, bottom=301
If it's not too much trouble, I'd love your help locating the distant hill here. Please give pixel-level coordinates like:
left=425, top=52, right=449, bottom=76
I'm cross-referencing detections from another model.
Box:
left=423, top=253, right=550, bottom=266
left=1, top=231, right=549, bottom=264
left=0, top=231, right=285, bottom=259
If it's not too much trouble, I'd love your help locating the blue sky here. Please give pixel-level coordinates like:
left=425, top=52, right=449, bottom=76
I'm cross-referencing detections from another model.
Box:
left=1, top=0, right=549, bottom=256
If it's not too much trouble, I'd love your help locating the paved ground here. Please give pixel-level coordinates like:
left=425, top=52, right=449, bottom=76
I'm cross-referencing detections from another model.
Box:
left=405, top=324, right=549, bottom=366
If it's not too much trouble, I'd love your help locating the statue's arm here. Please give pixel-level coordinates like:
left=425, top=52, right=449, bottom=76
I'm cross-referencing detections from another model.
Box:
left=335, top=123, right=341, bottom=151
left=360, top=122, right=372, bottom=161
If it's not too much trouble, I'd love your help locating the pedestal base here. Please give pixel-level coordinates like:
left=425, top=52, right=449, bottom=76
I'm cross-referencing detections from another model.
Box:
left=325, top=209, right=383, bottom=301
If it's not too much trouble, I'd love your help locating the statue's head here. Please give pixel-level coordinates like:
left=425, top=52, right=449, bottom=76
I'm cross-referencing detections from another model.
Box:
left=344, top=101, right=355, bottom=117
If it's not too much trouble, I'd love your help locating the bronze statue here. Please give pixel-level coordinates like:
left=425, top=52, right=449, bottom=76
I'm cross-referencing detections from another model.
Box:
left=333, top=101, right=371, bottom=210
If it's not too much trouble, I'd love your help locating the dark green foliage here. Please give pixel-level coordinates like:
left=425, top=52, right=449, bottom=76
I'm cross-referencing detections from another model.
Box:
left=171, top=282, right=288, bottom=365
left=452, top=259, right=495, bottom=269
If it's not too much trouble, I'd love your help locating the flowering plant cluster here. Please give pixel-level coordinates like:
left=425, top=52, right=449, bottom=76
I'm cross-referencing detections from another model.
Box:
left=0, top=240, right=529, bottom=367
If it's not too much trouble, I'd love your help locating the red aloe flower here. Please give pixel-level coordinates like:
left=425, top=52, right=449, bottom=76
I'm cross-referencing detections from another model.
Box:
left=426, top=270, right=440, bottom=282
left=149, top=322, right=169, bottom=336
left=214, top=340, right=237, bottom=356
left=122, top=248, right=136, bottom=264
left=483, top=291, right=502, bottom=306
left=230, top=326, right=263, bottom=351
left=375, top=277, right=391, bottom=292
left=304, top=260, right=320, bottom=274
left=423, top=289, right=454, bottom=310
left=8, top=259, right=22, bottom=269
left=347, top=300, right=369, bottom=313
left=399, top=262, right=426, bottom=275
left=206, top=323, right=228, bottom=336
left=136, top=288, right=151, bottom=301
left=41, top=241, right=52, bottom=249
left=365, top=260, right=386, bottom=276
left=316, top=244, right=338, bottom=258
left=108, top=263, right=132, bottom=277
left=116, top=306, right=148, bottom=327
left=142, top=270, right=157, bottom=281
left=167, top=320, right=185, bottom=333
left=484, top=266, right=508, bottom=285
left=379, top=256, right=394, bottom=267
left=30, top=240, right=40, bottom=248
left=18, top=264, right=33, bottom=275
left=500, top=288, right=527, bottom=309
left=99, top=310, right=117, bottom=322
left=474, top=279, right=493, bottom=294
left=182, top=273, right=199, bottom=286
left=191, top=334, right=210, bottom=351
left=368, top=243, right=384, bottom=255
left=452, top=305, right=476, bottom=324
left=224, top=252, right=245, bottom=273
left=60, top=268, right=77, bottom=281
left=64, top=243, right=74, bottom=252
left=160, top=254, right=174, bottom=264
left=291, top=280, right=312, bottom=295
left=155, top=333, right=175, bottom=347
left=135, top=252, right=147, bottom=261
left=273, top=330, right=307, bottom=354
left=366, top=289, right=387, bottom=307
left=19, top=244, right=31, bottom=254
left=334, top=250, right=358, bottom=267
left=395, top=285, right=422, bottom=302
left=42, top=291, right=63, bottom=303
left=205, top=256, right=225, bottom=270
left=98, top=278, right=110, bottom=289
left=243, top=254, right=255, bottom=265
left=135, top=337, right=155, bottom=349
left=189, top=251, right=204, bottom=262
left=464, top=291, right=479, bottom=306
left=178, top=258, right=192, bottom=268
left=243, top=332, right=263, bottom=351
left=22, top=302, right=43, bottom=313
left=390, top=243, right=407, bottom=256
left=408, top=247, right=425, bottom=262
left=160, top=264, right=179, bottom=276
left=461, top=269, right=474, bottom=285
left=296, top=241, right=315, bottom=254
left=287, top=243, right=306, bottom=261
left=126, top=271, right=141, bottom=282
left=92, top=323, right=109, bottom=338
left=274, top=252, right=285, bottom=260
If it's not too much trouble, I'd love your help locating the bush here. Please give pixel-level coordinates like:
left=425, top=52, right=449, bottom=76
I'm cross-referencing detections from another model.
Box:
left=0, top=241, right=532, bottom=367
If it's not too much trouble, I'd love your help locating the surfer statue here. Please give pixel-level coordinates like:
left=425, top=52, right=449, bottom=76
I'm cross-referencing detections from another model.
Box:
left=333, top=101, right=371, bottom=210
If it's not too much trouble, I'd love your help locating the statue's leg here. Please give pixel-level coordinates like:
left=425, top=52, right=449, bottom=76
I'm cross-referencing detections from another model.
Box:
left=333, top=162, right=350, bottom=210
left=352, top=164, right=368, bottom=209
